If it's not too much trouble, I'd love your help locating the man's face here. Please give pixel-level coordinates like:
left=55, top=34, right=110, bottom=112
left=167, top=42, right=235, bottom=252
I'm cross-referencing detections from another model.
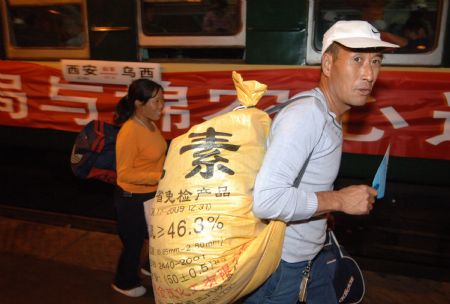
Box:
left=328, top=46, right=383, bottom=109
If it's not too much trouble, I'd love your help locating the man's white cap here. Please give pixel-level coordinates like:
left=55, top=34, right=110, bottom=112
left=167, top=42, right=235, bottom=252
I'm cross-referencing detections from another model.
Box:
left=322, top=20, right=399, bottom=54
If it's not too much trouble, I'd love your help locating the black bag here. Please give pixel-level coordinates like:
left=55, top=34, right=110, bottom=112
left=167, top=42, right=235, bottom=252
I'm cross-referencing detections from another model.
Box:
left=70, top=120, right=119, bottom=184
left=323, top=230, right=365, bottom=304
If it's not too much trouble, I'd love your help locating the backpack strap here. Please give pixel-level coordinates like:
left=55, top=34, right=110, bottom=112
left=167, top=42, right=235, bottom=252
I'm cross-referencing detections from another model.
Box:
left=265, top=90, right=317, bottom=188
left=265, top=91, right=316, bottom=116
left=293, top=150, right=312, bottom=188
left=91, top=120, right=106, bottom=153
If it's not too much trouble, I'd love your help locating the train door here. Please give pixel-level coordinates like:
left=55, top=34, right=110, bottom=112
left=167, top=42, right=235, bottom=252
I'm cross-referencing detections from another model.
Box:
left=245, top=0, right=308, bottom=64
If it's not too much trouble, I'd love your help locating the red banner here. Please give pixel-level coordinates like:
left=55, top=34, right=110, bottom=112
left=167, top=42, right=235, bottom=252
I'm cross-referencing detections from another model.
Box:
left=0, top=61, right=449, bottom=160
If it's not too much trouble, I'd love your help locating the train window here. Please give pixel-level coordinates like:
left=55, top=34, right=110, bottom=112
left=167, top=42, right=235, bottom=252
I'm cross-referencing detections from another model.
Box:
left=306, top=0, right=448, bottom=66
left=137, top=0, right=246, bottom=60
left=1, top=0, right=89, bottom=59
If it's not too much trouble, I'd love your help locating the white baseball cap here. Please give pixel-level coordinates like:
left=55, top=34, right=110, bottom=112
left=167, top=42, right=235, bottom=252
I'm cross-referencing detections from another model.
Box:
left=322, top=20, right=399, bottom=54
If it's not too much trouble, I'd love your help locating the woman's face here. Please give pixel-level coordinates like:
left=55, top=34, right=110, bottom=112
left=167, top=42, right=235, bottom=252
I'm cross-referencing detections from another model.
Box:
left=137, top=89, right=164, bottom=121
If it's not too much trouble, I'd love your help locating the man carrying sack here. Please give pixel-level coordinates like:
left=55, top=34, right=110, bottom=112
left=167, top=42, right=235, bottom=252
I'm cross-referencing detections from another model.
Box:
left=243, top=20, right=399, bottom=304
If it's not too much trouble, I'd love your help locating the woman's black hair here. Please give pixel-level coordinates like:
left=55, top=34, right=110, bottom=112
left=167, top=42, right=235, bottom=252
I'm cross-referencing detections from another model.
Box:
left=114, top=78, right=163, bottom=125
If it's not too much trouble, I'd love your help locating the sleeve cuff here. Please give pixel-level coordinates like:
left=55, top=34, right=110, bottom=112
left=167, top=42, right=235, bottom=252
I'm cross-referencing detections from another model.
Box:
left=304, top=192, right=319, bottom=218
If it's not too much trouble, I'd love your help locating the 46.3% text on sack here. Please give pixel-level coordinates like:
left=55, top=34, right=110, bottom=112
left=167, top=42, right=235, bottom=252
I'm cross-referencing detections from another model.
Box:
left=150, top=216, right=224, bottom=239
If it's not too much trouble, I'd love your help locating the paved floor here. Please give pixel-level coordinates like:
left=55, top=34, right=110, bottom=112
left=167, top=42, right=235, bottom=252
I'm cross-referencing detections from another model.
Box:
left=0, top=252, right=155, bottom=304
left=0, top=216, right=449, bottom=304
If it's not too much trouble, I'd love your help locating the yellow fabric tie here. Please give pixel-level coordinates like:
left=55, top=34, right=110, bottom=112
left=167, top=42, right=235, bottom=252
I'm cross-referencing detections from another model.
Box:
left=232, top=70, right=268, bottom=107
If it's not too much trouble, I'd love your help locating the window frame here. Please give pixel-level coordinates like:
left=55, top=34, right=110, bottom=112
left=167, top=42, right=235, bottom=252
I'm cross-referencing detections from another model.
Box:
left=137, top=0, right=246, bottom=48
left=1, top=0, right=90, bottom=60
left=305, top=0, right=448, bottom=66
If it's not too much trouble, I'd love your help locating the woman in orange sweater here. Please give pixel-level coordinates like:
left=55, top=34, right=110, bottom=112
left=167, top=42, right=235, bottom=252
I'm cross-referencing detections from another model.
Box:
left=111, top=79, right=167, bottom=297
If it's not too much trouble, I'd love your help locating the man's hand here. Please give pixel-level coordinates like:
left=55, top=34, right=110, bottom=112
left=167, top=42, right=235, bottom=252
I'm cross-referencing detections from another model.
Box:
left=337, top=185, right=377, bottom=215
left=315, top=185, right=377, bottom=216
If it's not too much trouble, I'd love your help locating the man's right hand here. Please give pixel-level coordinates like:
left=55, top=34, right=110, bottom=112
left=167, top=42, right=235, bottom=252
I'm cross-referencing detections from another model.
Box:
left=336, top=185, right=377, bottom=215
left=315, top=185, right=377, bottom=216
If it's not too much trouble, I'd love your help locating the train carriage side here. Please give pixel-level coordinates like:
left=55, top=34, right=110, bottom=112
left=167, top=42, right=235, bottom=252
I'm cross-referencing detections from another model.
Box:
left=0, top=0, right=449, bottom=280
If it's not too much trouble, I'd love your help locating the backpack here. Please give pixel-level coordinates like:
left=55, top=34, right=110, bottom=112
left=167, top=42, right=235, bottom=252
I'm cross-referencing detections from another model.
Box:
left=70, top=120, right=119, bottom=184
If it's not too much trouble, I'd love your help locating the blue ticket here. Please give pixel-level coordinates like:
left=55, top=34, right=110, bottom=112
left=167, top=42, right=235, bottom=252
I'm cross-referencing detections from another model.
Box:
left=372, top=145, right=390, bottom=199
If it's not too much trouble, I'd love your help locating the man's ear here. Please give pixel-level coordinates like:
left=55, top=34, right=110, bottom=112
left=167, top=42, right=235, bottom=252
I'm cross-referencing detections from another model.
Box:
left=322, top=53, right=332, bottom=77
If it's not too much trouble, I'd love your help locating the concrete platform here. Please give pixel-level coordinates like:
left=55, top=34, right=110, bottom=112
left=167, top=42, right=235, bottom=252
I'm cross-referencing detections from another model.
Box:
left=0, top=215, right=154, bottom=304
left=0, top=252, right=154, bottom=304
left=0, top=216, right=449, bottom=304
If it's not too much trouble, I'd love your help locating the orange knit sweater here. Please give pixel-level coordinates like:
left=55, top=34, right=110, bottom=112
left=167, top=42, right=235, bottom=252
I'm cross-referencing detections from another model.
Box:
left=116, top=119, right=167, bottom=193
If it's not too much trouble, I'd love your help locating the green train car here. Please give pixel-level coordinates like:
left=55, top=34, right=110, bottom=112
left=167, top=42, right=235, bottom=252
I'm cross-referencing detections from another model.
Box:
left=0, top=0, right=449, bottom=280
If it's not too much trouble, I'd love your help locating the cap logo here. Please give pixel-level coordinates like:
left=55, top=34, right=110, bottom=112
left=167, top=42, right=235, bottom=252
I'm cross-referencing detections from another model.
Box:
left=371, top=29, right=379, bottom=34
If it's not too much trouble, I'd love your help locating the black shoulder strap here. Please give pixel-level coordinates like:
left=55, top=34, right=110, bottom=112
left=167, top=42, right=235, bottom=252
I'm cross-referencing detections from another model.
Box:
left=293, top=151, right=312, bottom=188
left=265, top=91, right=316, bottom=188
left=265, top=91, right=316, bottom=115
